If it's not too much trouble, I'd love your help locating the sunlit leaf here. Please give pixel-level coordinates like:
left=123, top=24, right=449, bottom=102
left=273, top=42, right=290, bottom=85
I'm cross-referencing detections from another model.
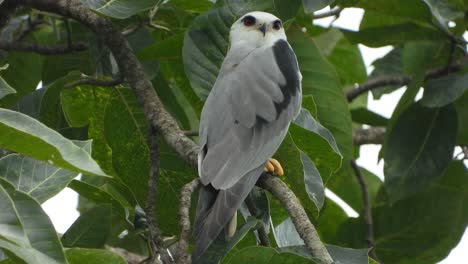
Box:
left=0, top=179, right=68, bottom=264
left=80, top=0, right=160, bottom=19
left=0, top=109, right=108, bottom=177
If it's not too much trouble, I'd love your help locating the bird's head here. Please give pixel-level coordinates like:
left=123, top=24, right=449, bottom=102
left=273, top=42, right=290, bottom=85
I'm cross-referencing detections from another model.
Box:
left=229, top=11, right=286, bottom=48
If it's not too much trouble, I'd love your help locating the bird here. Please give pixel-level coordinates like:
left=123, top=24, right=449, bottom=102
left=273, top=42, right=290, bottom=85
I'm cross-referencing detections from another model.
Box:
left=193, top=11, right=302, bottom=262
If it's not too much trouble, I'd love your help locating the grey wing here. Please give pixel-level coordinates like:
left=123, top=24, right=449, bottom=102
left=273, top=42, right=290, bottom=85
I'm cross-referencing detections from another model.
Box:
left=198, top=40, right=302, bottom=190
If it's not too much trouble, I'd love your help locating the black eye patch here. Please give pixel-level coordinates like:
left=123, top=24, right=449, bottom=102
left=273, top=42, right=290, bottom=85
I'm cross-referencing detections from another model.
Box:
left=242, top=15, right=256, bottom=26
left=273, top=20, right=282, bottom=30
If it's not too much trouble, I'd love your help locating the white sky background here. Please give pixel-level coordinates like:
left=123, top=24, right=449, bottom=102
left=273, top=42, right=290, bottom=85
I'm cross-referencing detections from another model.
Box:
left=42, top=6, right=467, bottom=263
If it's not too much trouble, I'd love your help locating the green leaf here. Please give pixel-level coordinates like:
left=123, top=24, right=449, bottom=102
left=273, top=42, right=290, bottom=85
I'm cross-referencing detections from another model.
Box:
left=0, top=109, right=108, bottom=177
left=288, top=26, right=353, bottom=161
left=0, top=64, right=15, bottom=100
left=63, top=86, right=150, bottom=204
left=68, top=180, right=129, bottom=221
left=61, top=204, right=111, bottom=248
left=103, top=88, right=150, bottom=204
left=0, top=154, right=80, bottom=203
left=384, top=103, right=457, bottom=202
left=80, top=0, right=160, bottom=19
left=0, top=178, right=68, bottom=264
left=342, top=23, right=445, bottom=48
left=273, top=134, right=319, bottom=219
left=316, top=198, right=349, bottom=244
left=291, top=109, right=342, bottom=183
left=183, top=0, right=302, bottom=100
left=339, top=161, right=468, bottom=264
left=303, top=0, right=334, bottom=13
left=300, top=151, right=324, bottom=210
left=199, top=217, right=259, bottom=264
left=350, top=0, right=432, bottom=23
left=66, top=248, right=126, bottom=264
left=224, top=246, right=314, bottom=264
left=421, top=73, right=468, bottom=107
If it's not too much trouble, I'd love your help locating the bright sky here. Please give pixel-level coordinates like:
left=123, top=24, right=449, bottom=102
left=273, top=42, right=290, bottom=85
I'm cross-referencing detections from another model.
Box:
left=42, top=6, right=467, bottom=264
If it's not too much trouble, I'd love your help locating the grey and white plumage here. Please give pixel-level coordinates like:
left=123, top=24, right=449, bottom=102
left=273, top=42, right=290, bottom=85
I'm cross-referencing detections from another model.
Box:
left=193, top=11, right=302, bottom=261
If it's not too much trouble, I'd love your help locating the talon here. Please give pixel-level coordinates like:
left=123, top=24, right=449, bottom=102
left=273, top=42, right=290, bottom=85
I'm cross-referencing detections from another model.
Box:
left=264, top=160, right=275, bottom=172
left=264, top=158, right=284, bottom=176
left=269, top=158, right=284, bottom=176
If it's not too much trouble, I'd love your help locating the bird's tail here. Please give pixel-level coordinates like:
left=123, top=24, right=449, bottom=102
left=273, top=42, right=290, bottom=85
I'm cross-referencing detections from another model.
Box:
left=192, top=166, right=264, bottom=262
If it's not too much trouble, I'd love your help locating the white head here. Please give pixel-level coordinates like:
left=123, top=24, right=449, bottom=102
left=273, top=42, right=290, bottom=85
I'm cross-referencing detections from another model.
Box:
left=229, top=11, right=286, bottom=48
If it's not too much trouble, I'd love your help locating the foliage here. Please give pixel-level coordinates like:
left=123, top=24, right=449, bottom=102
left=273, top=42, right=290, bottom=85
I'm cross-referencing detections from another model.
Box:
left=0, top=0, right=467, bottom=263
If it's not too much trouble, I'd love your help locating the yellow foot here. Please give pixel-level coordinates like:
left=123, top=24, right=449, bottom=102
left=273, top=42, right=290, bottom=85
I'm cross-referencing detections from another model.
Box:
left=263, top=158, right=284, bottom=177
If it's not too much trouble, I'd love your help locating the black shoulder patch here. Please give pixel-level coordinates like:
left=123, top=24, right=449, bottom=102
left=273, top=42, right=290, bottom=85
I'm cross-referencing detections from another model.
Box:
left=272, top=39, right=300, bottom=117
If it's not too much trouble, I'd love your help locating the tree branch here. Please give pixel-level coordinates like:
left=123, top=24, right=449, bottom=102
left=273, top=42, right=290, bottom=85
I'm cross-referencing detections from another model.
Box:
left=313, top=7, right=343, bottom=19
left=346, top=56, right=468, bottom=102
left=353, top=127, right=386, bottom=145
left=145, top=126, right=173, bottom=264
left=350, top=161, right=382, bottom=263
left=177, top=179, right=201, bottom=264
left=257, top=175, right=334, bottom=264
left=0, top=40, right=88, bottom=55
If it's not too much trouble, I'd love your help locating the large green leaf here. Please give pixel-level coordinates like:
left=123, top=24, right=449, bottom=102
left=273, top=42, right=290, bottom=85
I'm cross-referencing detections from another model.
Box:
left=61, top=204, right=112, bottom=248
left=66, top=248, right=126, bottom=264
left=0, top=179, right=68, bottom=264
left=280, top=245, right=370, bottom=264
left=224, top=246, right=314, bottom=264
left=376, top=161, right=468, bottom=262
left=384, top=103, right=457, bottom=202
left=273, top=134, right=320, bottom=219
left=291, top=108, right=342, bottom=183
left=421, top=73, right=468, bottom=107
left=339, top=161, right=468, bottom=264
left=287, top=27, right=353, bottom=161
left=63, top=86, right=149, bottom=204
left=61, top=86, right=115, bottom=175
left=0, top=154, right=80, bottom=203
left=183, top=0, right=302, bottom=100
left=0, top=109, right=108, bottom=177
left=80, top=0, right=160, bottom=19
left=103, top=88, right=150, bottom=204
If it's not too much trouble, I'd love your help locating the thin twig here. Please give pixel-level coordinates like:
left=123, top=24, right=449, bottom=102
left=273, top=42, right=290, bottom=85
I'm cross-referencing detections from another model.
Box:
left=257, top=175, right=333, bottom=264
left=177, top=179, right=201, bottom=264
left=346, top=56, right=468, bottom=102
left=65, top=74, right=124, bottom=88
left=144, top=126, right=173, bottom=264
left=350, top=161, right=382, bottom=263
left=0, top=40, right=88, bottom=55
left=313, top=7, right=343, bottom=19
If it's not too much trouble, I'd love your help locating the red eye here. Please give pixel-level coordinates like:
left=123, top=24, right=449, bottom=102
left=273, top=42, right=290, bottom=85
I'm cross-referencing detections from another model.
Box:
left=273, top=20, right=282, bottom=30
left=242, top=15, right=256, bottom=27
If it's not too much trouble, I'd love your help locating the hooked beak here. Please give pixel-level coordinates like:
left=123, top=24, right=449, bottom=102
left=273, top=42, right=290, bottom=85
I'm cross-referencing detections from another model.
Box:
left=258, top=24, right=266, bottom=36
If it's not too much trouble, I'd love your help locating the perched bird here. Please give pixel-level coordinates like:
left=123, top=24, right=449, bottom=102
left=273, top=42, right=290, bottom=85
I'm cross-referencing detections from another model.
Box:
left=193, top=11, right=302, bottom=261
